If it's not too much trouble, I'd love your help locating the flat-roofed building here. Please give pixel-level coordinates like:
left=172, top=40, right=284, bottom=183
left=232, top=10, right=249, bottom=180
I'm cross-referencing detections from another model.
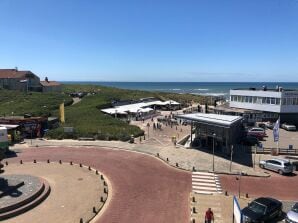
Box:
left=177, top=113, right=243, bottom=154
left=229, top=86, right=298, bottom=125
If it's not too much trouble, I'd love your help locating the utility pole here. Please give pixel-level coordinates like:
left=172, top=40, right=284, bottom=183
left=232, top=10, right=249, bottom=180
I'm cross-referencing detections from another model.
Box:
left=230, top=145, right=233, bottom=172
left=212, top=133, right=216, bottom=172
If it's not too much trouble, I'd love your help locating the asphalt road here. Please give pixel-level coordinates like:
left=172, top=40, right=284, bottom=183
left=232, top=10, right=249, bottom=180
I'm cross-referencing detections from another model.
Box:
left=4, top=147, right=191, bottom=223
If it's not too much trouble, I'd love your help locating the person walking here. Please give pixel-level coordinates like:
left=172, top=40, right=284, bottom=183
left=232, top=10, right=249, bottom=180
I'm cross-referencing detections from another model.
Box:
left=205, top=208, right=214, bottom=223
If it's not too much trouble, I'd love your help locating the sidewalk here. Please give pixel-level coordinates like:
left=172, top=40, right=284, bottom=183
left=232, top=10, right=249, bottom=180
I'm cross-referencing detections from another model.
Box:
left=11, top=139, right=272, bottom=177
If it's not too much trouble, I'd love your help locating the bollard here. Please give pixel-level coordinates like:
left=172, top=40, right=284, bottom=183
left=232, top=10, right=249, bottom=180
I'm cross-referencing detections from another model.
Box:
left=33, top=160, right=36, bottom=163
left=104, top=188, right=108, bottom=194
left=100, top=196, right=104, bottom=202
left=88, top=166, right=91, bottom=170
left=93, top=207, right=96, bottom=213
left=166, top=158, right=169, bottom=162
left=96, top=170, right=99, bottom=175
left=192, top=218, right=195, bottom=223
left=5, top=161, right=8, bottom=166
left=192, top=166, right=196, bottom=171
left=225, top=191, right=228, bottom=196
left=192, top=207, right=196, bottom=214
left=103, top=181, right=107, bottom=186
left=80, top=218, right=83, bottom=223
left=192, top=197, right=196, bottom=202
left=246, top=193, right=249, bottom=198
left=80, top=163, right=82, bottom=167
left=20, top=160, right=23, bottom=164
left=59, top=160, right=62, bottom=164
left=157, top=153, right=159, bottom=157
left=70, top=161, right=73, bottom=165
left=101, top=174, right=104, bottom=180
left=176, top=163, right=179, bottom=167
left=47, top=159, right=50, bottom=163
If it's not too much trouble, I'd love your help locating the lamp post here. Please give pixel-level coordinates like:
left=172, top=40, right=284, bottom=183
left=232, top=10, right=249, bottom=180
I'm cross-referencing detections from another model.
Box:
left=147, top=123, right=150, bottom=138
left=237, top=171, right=243, bottom=198
left=212, top=133, right=216, bottom=172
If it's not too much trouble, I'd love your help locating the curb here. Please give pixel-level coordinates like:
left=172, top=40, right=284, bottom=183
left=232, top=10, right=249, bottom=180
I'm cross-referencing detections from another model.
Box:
left=18, top=142, right=270, bottom=178
left=3, top=160, right=110, bottom=223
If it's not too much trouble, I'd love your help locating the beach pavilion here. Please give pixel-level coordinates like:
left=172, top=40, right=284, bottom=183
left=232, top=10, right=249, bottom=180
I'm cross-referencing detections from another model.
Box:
left=101, top=99, right=180, bottom=120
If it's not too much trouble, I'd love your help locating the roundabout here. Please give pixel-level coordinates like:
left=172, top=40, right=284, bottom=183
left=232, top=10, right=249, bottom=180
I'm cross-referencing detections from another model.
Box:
left=1, top=162, right=108, bottom=223
left=4, top=146, right=191, bottom=223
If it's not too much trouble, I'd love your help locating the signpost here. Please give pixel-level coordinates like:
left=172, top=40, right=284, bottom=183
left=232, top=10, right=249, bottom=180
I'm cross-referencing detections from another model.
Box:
left=233, top=196, right=243, bottom=223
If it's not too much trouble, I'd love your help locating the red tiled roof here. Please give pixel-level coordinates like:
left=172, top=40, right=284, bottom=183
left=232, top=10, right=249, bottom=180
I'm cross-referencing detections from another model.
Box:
left=40, top=81, right=61, bottom=87
left=0, top=69, right=34, bottom=79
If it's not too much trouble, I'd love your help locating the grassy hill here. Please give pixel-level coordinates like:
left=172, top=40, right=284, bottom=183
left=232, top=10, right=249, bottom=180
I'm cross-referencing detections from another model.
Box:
left=0, top=85, right=206, bottom=141
left=0, top=89, right=72, bottom=117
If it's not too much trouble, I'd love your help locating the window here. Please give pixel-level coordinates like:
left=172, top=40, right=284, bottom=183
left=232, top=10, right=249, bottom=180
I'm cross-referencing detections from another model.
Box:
left=253, top=97, right=257, bottom=103
left=276, top=98, right=280, bottom=105
left=282, top=98, right=287, bottom=105
left=270, top=98, right=276, bottom=105
left=248, top=96, right=252, bottom=103
left=262, top=97, right=266, bottom=104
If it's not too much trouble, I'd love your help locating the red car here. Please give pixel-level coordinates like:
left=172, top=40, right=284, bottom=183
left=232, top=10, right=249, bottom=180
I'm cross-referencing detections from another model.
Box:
left=247, top=127, right=266, bottom=140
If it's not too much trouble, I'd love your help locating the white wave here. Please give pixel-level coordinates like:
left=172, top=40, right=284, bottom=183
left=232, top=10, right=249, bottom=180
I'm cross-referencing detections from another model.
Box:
left=193, top=88, right=209, bottom=91
left=191, top=92, right=227, bottom=97
left=171, top=89, right=182, bottom=91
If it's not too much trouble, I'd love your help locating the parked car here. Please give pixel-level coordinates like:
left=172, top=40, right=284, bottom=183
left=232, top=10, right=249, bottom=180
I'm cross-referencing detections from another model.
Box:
left=259, top=158, right=294, bottom=175
left=242, top=197, right=282, bottom=223
left=281, top=123, right=296, bottom=131
left=285, top=202, right=298, bottom=223
left=265, top=122, right=274, bottom=129
left=247, top=127, right=266, bottom=139
left=240, top=136, right=260, bottom=146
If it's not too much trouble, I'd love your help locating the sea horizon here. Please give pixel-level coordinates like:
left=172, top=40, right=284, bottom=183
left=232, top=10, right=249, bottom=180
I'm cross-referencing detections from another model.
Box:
left=62, top=81, right=298, bottom=97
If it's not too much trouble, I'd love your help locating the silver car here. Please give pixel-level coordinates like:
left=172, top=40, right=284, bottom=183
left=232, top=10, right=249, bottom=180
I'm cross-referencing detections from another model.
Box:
left=259, top=158, right=293, bottom=175
left=286, top=203, right=298, bottom=223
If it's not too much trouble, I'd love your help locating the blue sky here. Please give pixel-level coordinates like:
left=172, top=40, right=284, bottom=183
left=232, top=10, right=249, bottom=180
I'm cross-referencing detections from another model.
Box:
left=0, top=0, right=297, bottom=82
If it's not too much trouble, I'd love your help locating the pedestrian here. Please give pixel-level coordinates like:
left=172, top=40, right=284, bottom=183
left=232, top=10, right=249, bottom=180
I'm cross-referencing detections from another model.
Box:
left=205, top=208, right=214, bottom=223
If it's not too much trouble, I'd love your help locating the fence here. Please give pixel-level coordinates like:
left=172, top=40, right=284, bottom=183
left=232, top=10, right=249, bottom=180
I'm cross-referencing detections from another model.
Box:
left=247, top=146, right=298, bottom=155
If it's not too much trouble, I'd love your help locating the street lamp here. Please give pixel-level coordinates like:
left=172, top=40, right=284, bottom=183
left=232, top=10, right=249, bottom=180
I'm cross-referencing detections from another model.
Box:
left=147, top=123, right=150, bottom=138
left=212, top=133, right=216, bottom=172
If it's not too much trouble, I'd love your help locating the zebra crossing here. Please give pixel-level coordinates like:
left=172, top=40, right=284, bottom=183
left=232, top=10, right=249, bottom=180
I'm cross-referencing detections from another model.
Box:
left=192, top=171, right=223, bottom=194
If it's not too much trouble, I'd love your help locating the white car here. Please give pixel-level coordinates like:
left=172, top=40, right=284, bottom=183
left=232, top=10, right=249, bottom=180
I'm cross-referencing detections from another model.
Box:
left=281, top=123, right=296, bottom=131
left=259, top=158, right=294, bottom=175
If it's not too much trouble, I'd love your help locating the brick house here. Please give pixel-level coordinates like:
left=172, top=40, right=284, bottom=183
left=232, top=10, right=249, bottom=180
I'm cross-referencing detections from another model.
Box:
left=0, top=69, right=41, bottom=91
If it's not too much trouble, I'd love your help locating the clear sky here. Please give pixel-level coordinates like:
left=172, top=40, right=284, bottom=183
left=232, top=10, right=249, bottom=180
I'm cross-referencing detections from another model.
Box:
left=0, top=0, right=297, bottom=82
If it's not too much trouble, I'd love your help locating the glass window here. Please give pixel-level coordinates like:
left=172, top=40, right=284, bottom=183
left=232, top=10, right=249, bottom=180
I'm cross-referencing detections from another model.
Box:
left=276, top=98, right=280, bottom=105
left=253, top=97, right=257, bottom=103
left=287, top=98, right=293, bottom=105
left=262, top=97, right=266, bottom=104
left=282, top=98, right=287, bottom=105
left=270, top=98, right=276, bottom=104
left=248, top=96, right=253, bottom=103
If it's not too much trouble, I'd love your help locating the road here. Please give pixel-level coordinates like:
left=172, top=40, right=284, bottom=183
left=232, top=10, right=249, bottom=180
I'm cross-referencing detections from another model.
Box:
left=4, top=147, right=191, bottom=223
left=220, top=171, right=298, bottom=201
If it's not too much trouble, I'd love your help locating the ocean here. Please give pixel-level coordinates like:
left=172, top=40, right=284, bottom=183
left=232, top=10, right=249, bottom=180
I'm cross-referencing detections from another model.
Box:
left=62, top=82, right=298, bottom=97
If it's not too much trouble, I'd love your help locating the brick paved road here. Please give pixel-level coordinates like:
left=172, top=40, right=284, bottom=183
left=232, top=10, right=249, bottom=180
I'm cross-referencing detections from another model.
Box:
left=4, top=147, right=191, bottom=223
left=220, top=172, right=298, bottom=201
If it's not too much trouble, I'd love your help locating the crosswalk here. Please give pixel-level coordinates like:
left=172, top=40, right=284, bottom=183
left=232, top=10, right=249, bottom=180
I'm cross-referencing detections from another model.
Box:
left=192, top=171, right=223, bottom=194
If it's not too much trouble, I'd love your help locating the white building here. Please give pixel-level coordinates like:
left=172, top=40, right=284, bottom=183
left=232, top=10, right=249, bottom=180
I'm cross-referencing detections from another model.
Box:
left=229, top=87, right=298, bottom=125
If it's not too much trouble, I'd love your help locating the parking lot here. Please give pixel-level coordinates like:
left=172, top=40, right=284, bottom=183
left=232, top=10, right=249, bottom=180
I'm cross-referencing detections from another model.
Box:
left=262, top=128, right=298, bottom=151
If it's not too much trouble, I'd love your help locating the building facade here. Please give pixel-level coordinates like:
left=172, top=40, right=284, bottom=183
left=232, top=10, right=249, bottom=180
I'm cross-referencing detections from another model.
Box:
left=229, top=87, right=298, bottom=125
left=0, top=69, right=41, bottom=91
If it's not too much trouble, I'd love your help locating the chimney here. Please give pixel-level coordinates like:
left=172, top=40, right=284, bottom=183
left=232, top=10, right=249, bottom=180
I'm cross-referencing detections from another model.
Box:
left=45, top=77, right=49, bottom=82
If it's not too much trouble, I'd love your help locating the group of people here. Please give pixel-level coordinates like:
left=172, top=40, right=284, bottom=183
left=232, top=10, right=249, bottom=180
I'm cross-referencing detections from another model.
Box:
left=152, top=122, right=162, bottom=130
